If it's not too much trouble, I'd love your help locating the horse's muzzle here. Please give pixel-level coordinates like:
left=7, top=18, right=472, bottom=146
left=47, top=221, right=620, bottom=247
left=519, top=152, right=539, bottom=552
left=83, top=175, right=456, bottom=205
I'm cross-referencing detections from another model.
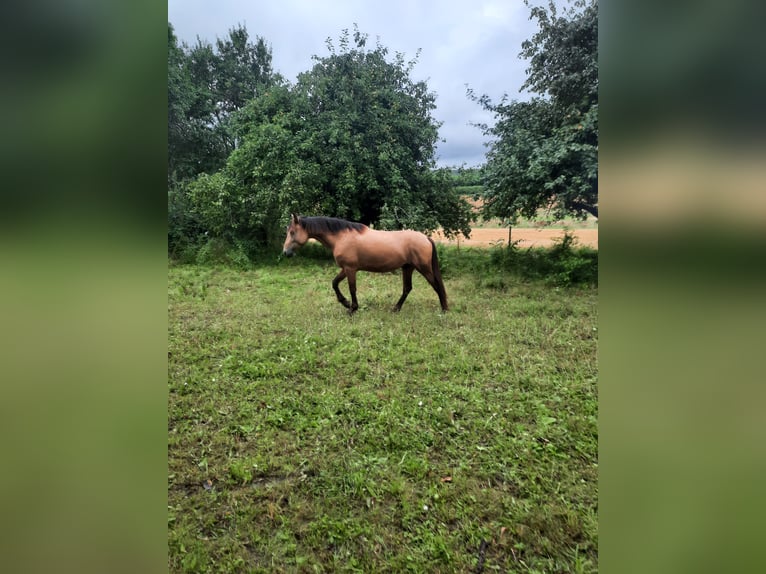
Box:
left=282, top=249, right=294, bottom=257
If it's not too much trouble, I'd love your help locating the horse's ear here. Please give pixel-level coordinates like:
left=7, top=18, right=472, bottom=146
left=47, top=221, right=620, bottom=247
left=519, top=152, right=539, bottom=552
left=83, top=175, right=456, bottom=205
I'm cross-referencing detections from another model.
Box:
left=291, top=213, right=299, bottom=225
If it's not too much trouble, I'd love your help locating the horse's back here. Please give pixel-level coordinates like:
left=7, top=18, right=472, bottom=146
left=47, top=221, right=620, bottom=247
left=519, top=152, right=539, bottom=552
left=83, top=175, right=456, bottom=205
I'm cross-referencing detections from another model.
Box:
left=335, top=228, right=431, bottom=272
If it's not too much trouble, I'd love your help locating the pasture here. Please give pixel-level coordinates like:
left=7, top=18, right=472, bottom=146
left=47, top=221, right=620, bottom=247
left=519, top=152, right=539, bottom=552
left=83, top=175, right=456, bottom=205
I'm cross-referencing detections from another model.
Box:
left=168, top=246, right=598, bottom=573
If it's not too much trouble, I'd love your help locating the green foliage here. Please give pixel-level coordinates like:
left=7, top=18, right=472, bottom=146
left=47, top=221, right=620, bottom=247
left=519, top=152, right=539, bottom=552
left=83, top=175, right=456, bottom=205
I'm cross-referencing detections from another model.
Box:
left=170, top=23, right=473, bottom=255
left=168, top=180, right=204, bottom=262
left=195, top=237, right=251, bottom=269
left=449, top=166, right=485, bottom=206
left=168, top=24, right=223, bottom=184
left=480, top=97, right=597, bottom=222
left=168, top=261, right=597, bottom=572
left=455, top=185, right=484, bottom=197
left=186, top=172, right=236, bottom=240
left=438, top=233, right=597, bottom=287
left=521, top=0, right=598, bottom=112
left=198, top=26, right=472, bottom=248
left=213, top=26, right=277, bottom=118
left=168, top=22, right=283, bottom=257
left=448, top=165, right=484, bottom=187
left=488, top=232, right=597, bottom=287
left=168, top=22, right=281, bottom=185
left=472, top=0, right=598, bottom=224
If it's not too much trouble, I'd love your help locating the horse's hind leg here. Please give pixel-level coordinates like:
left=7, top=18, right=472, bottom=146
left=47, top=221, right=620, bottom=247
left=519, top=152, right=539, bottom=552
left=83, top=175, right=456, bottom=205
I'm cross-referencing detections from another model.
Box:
left=332, top=270, right=351, bottom=309
left=393, top=264, right=414, bottom=312
left=415, top=264, right=447, bottom=311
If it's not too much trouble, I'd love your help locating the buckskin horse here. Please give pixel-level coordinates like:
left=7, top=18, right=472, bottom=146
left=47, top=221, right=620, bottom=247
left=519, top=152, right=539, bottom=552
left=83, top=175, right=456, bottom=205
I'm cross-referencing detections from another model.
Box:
left=282, top=214, right=448, bottom=314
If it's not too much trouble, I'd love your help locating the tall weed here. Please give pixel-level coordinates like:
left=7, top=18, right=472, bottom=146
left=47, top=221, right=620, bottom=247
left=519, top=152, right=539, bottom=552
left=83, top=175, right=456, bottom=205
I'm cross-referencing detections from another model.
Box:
left=195, top=237, right=252, bottom=269
left=440, top=233, right=597, bottom=288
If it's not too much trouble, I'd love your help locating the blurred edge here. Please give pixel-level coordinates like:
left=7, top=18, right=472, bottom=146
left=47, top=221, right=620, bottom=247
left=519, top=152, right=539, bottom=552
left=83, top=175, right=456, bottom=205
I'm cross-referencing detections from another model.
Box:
left=600, top=1, right=766, bottom=573
left=1, top=0, right=765, bottom=573
left=0, top=2, right=167, bottom=574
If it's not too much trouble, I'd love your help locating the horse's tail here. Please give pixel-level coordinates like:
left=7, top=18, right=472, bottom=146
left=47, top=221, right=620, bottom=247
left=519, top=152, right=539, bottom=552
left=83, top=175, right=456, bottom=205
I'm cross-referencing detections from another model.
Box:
left=428, top=238, right=449, bottom=311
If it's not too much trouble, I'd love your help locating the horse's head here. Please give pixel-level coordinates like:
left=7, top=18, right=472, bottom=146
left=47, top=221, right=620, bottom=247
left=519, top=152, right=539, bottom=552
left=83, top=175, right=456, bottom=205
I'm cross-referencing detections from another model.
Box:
left=282, top=213, right=309, bottom=257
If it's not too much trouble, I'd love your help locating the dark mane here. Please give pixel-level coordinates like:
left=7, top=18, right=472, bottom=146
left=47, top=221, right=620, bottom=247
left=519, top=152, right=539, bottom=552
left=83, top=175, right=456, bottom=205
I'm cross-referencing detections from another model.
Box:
left=299, top=216, right=366, bottom=235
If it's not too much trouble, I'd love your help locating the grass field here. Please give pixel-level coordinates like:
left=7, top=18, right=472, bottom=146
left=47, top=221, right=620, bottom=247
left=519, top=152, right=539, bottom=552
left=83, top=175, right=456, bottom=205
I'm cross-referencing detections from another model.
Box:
left=168, top=247, right=598, bottom=573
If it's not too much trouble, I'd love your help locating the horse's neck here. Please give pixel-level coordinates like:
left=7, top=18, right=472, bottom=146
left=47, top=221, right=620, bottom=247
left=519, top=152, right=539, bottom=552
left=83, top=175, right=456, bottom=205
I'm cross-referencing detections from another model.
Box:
left=308, top=230, right=336, bottom=250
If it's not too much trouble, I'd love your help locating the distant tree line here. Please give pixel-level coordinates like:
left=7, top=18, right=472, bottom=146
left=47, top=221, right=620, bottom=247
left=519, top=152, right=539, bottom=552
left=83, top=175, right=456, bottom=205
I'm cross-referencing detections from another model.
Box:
left=448, top=167, right=483, bottom=188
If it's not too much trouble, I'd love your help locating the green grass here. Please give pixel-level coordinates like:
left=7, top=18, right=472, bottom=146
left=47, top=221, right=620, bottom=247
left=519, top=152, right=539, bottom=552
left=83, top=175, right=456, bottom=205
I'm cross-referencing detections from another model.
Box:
left=168, top=249, right=598, bottom=573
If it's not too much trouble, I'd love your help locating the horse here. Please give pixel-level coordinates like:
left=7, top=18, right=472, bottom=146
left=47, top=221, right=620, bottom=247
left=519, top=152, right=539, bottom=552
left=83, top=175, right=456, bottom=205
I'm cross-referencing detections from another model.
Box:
left=282, top=214, right=448, bottom=314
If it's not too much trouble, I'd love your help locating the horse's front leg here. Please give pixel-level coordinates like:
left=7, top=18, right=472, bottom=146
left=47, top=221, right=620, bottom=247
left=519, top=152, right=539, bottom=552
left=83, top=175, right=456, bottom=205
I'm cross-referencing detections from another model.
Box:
left=346, top=269, right=359, bottom=314
left=332, top=269, right=351, bottom=309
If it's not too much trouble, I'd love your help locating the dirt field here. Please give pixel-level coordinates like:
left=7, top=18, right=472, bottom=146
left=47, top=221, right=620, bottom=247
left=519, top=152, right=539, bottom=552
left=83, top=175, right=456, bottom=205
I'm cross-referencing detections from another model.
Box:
left=434, top=227, right=598, bottom=249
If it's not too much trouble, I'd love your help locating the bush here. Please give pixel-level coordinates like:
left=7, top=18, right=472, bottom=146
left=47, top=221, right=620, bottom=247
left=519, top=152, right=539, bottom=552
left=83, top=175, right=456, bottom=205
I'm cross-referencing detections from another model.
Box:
left=168, top=181, right=205, bottom=261
left=490, top=233, right=598, bottom=286
left=544, top=232, right=598, bottom=286
left=439, top=232, right=597, bottom=288
left=195, top=238, right=252, bottom=269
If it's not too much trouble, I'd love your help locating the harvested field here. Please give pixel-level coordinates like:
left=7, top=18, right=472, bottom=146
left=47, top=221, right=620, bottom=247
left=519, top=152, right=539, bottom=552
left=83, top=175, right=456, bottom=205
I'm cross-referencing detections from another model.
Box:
left=434, top=227, right=599, bottom=248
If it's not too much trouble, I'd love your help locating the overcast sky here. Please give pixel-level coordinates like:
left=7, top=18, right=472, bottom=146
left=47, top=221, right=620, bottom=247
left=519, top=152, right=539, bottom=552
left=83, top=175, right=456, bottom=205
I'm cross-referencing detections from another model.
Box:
left=168, top=0, right=541, bottom=168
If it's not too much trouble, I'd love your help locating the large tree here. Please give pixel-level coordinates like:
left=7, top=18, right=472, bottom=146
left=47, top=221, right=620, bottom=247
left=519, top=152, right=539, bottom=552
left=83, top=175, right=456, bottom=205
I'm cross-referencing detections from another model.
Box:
left=208, top=25, right=279, bottom=155
left=168, top=23, right=216, bottom=184
left=168, top=23, right=282, bottom=256
left=191, top=27, right=472, bottom=248
left=475, top=0, right=598, bottom=223
left=167, top=23, right=280, bottom=184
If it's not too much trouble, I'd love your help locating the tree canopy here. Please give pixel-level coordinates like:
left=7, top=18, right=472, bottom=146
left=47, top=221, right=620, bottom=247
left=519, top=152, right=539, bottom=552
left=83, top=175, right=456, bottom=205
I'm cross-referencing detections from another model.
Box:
left=182, top=26, right=471, bottom=251
left=167, top=23, right=280, bottom=186
left=473, top=0, right=598, bottom=223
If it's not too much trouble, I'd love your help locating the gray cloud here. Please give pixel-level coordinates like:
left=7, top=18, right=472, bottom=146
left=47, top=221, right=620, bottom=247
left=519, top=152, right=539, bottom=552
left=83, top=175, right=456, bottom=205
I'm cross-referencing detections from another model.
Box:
left=168, top=0, right=541, bottom=168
